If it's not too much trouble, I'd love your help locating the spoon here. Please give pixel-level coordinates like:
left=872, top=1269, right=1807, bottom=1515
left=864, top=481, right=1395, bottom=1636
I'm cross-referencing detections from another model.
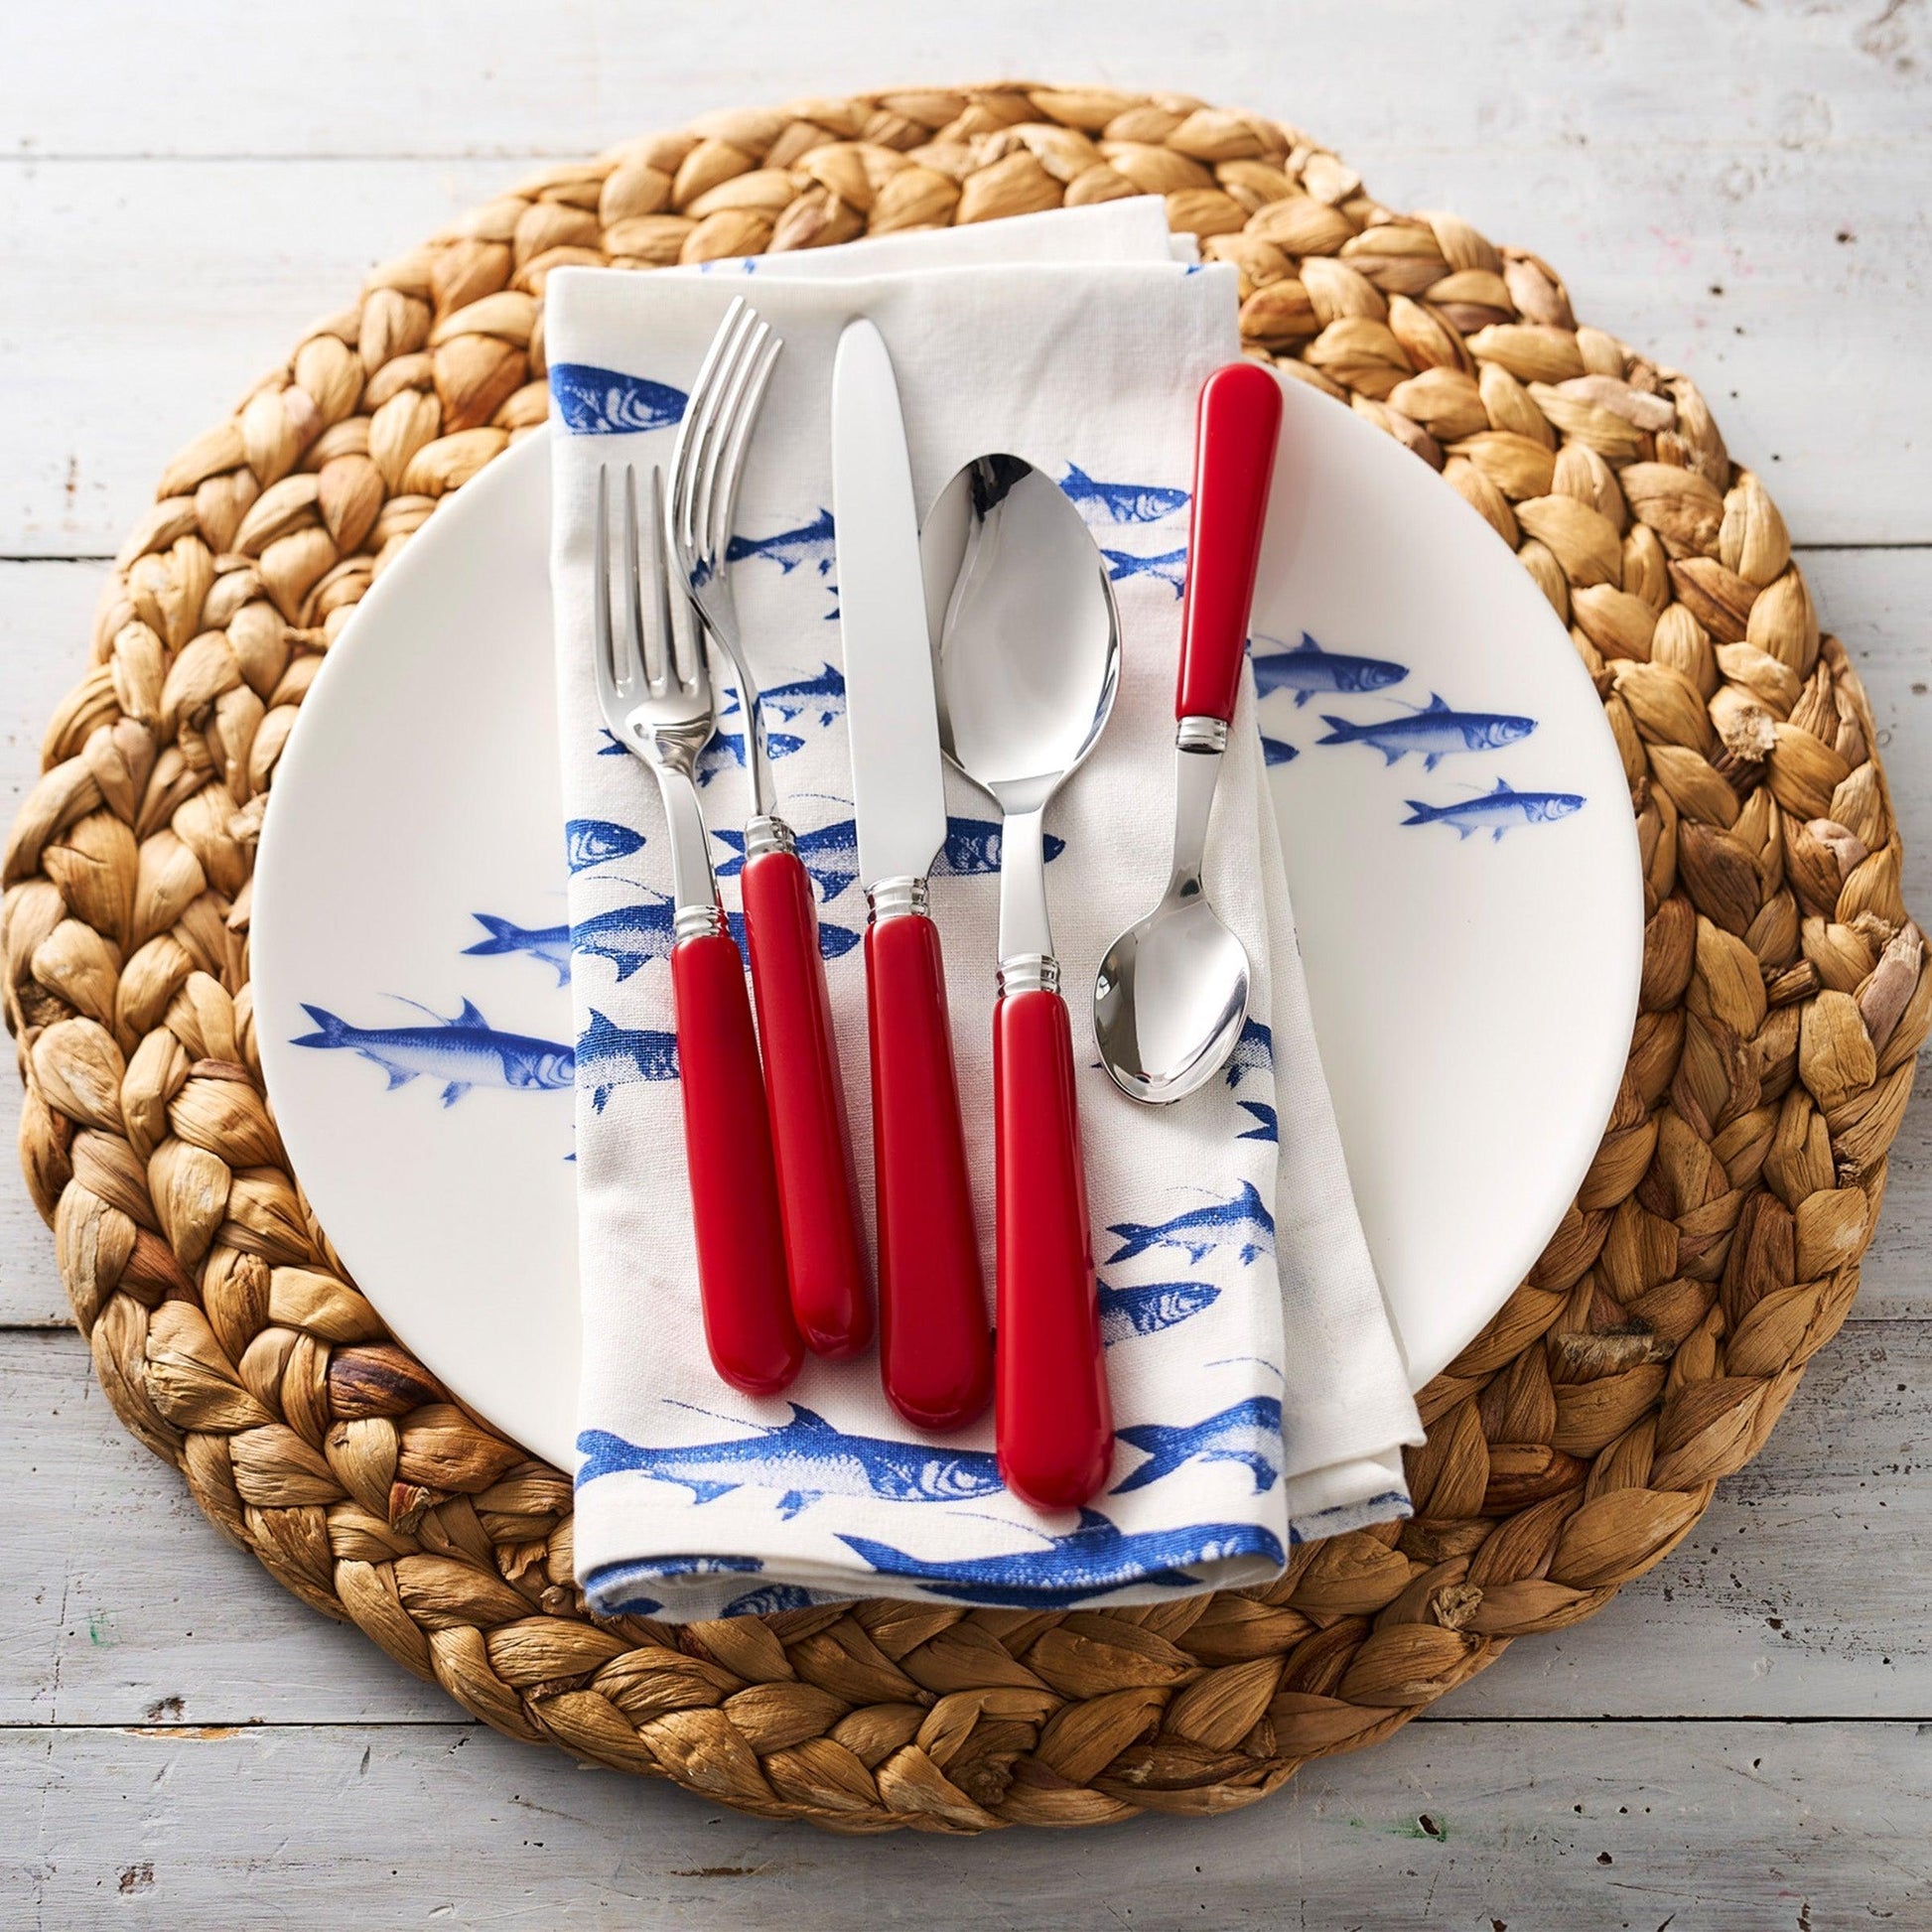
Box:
left=1094, top=362, right=1284, bottom=1103
left=921, top=454, right=1121, bottom=1511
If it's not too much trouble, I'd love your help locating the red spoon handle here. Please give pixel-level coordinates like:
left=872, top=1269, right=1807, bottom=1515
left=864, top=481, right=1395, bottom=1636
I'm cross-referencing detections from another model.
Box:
left=866, top=908, right=992, bottom=1432
left=670, top=925, right=804, bottom=1396
left=993, top=987, right=1113, bottom=1509
left=1175, top=360, right=1285, bottom=725
left=741, top=847, right=873, bottom=1360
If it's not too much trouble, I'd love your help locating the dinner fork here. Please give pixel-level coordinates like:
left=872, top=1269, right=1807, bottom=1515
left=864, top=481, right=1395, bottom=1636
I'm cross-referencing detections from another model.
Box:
left=594, top=461, right=803, bottom=1397
left=670, top=299, right=872, bottom=1364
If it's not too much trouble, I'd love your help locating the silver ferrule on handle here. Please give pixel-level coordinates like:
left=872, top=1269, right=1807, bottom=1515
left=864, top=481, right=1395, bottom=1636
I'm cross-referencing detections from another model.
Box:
left=1166, top=716, right=1229, bottom=905
left=673, top=901, right=729, bottom=944
left=996, top=805, right=1055, bottom=967
left=997, top=952, right=1060, bottom=999
left=867, top=876, right=930, bottom=924
left=744, top=812, right=795, bottom=861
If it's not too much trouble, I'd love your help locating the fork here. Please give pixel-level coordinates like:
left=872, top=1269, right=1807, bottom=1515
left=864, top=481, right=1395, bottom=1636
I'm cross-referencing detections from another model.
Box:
left=594, top=461, right=803, bottom=1397
left=670, top=299, right=872, bottom=1364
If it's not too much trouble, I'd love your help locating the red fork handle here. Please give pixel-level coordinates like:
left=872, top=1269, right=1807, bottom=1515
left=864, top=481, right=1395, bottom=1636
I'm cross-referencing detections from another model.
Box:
left=993, top=986, right=1113, bottom=1509
left=670, top=926, right=803, bottom=1396
left=866, top=906, right=992, bottom=1433
left=1175, top=360, right=1285, bottom=725
left=741, top=847, right=873, bottom=1360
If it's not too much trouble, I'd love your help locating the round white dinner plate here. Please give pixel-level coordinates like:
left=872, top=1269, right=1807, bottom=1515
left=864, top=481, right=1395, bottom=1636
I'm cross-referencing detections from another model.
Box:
left=253, top=377, right=1642, bottom=1469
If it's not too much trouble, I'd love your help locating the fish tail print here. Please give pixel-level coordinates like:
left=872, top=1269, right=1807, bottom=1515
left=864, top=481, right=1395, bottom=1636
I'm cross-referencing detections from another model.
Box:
left=1109, top=1422, right=1199, bottom=1493
left=292, top=1004, right=351, bottom=1049
left=463, top=914, right=527, bottom=955
left=1315, top=715, right=1356, bottom=744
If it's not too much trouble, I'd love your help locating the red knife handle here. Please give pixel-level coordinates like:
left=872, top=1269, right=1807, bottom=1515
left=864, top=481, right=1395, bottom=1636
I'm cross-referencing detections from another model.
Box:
left=993, top=985, right=1113, bottom=1510
left=866, top=902, right=992, bottom=1433
left=1175, top=360, right=1285, bottom=725
left=670, top=924, right=803, bottom=1396
left=741, top=845, right=873, bottom=1360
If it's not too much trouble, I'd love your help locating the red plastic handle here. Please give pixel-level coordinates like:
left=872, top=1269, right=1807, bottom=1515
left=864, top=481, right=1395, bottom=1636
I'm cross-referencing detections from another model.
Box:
left=866, top=910, right=992, bottom=1433
left=1175, top=360, right=1285, bottom=724
left=741, top=848, right=872, bottom=1361
left=993, top=988, right=1112, bottom=1509
left=670, top=926, right=803, bottom=1396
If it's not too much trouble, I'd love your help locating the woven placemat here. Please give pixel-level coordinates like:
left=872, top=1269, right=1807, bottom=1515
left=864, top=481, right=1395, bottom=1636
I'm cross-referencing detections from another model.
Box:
left=5, top=85, right=1922, bottom=1834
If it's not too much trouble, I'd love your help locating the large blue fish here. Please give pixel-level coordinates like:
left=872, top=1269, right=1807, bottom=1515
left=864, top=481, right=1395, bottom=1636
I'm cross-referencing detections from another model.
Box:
left=1225, top=1016, right=1273, bottom=1088
left=1059, top=463, right=1189, bottom=526
left=1107, top=1179, right=1276, bottom=1268
left=726, top=507, right=837, bottom=577
left=1252, top=632, right=1409, bottom=706
left=1096, top=1278, right=1222, bottom=1345
left=576, top=1009, right=678, bottom=1112
left=292, top=999, right=573, bottom=1106
left=695, top=723, right=805, bottom=788
left=759, top=662, right=846, bottom=730
left=1402, top=776, right=1586, bottom=840
left=930, top=814, right=1066, bottom=877
left=713, top=818, right=860, bottom=903
left=1112, top=1397, right=1284, bottom=1495
left=576, top=1403, right=1004, bottom=1519
left=549, top=363, right=687, bottom=437
left=838, top=1510, right=1285, bottom=1607
left=565, top=818, right=645, bottom=874
left=1101, top=546, right=1189, bottom=598
left=1317, top=693, right=1536, bottom=769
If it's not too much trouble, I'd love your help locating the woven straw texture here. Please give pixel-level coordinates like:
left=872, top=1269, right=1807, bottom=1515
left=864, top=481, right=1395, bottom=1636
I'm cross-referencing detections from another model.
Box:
left=5, top=85, right=1922, bottom=1835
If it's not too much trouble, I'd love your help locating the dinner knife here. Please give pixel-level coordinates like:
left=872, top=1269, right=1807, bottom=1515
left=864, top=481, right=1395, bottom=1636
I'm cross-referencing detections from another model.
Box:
left=831, top=319, right=993, bottom=1434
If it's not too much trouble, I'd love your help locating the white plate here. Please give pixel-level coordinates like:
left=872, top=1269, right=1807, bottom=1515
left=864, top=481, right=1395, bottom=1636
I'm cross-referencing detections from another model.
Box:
left=253, top=382, right=1642, bottom=1470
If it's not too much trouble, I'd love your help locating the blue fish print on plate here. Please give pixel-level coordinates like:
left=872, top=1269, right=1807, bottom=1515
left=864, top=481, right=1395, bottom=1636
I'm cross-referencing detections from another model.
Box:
left=1112, top=1397, right=1284, bottom=1496
left=565, top=818, right=645, bottom=874
left=576, top=1403, right=1004, bottom=1519
left=1402, top=776, right=1586, bottom=840
left=726, top=507, right=837, bottom=577
left=1316, top=693, right=1536, bottom=769
left=723, top=1584, right=817, bottom=1617
left=1224, top=1016, right=1273, bottom=1088
left=1261, top=735, right=1300, bottom=766
left=466, top=912, right=573, bottom=984
left=1096, top=1278, right=1221, bottom=1345
left=1058, top=463, right=1189, bottom=526
left=292, top=1000, right=573, bottom=1105
left=577, top=1010, right=678, bottom=1112
left=838, top=1511, right=1286, bottom=1607
left=549, top=363, right=688, bottom=437
left=1236, top=1099, right=1278, bottom=1143
left=713, top=819, right=860, bottom=902
left=932, top=814, right=1066, bottom=877
left=1252, top=631, right=1408, bottom=706
left=1100, top=546, right=1188, bottom=598
left=759, top=662, right=846, bottom=730
left=1107, top=1179, right=1276, bottom=1268
left=695, top=723, right=805, bottom=788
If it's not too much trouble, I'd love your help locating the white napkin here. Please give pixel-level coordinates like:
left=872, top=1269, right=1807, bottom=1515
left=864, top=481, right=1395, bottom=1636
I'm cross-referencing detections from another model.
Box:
left=547, top=206, right=1422, bottom=1621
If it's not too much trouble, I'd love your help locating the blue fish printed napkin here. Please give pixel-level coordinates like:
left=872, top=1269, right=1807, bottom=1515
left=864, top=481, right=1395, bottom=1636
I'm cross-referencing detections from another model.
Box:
left=546, top=206, right=1423, bottom=1621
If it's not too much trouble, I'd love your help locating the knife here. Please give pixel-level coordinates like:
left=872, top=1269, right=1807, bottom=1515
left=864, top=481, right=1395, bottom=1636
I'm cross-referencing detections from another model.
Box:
left=832, top=319, right=993, bottom=1434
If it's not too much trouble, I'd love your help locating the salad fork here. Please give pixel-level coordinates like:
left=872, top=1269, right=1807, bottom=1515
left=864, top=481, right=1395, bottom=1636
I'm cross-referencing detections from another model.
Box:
left=594, top=461, right=803, bottom=1397
left=670, top=299, right=872, bottom=1364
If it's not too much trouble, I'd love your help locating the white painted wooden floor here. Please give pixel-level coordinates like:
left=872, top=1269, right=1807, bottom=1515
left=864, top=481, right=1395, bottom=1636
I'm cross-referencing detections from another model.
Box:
left=2, top=4, right=1928, bottom=1925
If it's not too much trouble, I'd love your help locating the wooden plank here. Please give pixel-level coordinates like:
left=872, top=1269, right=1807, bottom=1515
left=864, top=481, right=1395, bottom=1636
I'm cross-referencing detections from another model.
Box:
left=2, top=1317, right=1926, bottom=1728
left=3, top=1715, right=1926, bottom=1928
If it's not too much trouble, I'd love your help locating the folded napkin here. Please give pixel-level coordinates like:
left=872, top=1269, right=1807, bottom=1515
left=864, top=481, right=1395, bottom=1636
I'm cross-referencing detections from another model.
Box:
left=547, top=206, right=1423, bottom=1621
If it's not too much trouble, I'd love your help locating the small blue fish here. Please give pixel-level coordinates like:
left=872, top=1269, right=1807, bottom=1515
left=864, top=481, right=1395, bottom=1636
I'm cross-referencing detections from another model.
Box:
left=1059, top=463, right=1188, bottom=526
left=549, top=363, right=687, bottom=437
left=576, top=1009, right=678, bottom=1112
left=1096, top=1279, right=1222, bottom=1345
left=931, top=814, right=1066, bottom=877
left=576, top=1403, right=1004, bottom=1518
left=1107, top=1179, right=1276, bottom=1268
left=714, top=818, right=861, bottom=903
left=1101, top=546, right=1189, bottom=598
left=292, top=1000, right=573, bottom=1105
left=1317, top=693, right=1537, bottom=769
left=839, top=1511, right=1285, bottom=1607
left=1252, top=632, right=1408, bottom=707
left=759, top=662, right=846, bottom=730
left=723, top=1584, right=817, bottom=1617
left=1236, top=1100, right=1278, bottom=1143
left=565, top=818, right=644, bottom=874
left=1402, top=776, right=1586, bottom=840
left=695, top=723, right=806, bottom=789
left=1261, top=736, right=1300, bottom=766
left=467, top=912, right=574, bottom=985
left=1112, top=1397, right=1284, bottom=1495
left=1225, top=1017, right=1273, bottom=1089
left=727, top=507, right=837, bottom=577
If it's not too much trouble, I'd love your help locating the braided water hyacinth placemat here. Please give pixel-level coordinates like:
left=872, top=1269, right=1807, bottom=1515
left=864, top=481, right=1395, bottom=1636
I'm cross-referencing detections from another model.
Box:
left=5, top=85, right=1923, bottom=1833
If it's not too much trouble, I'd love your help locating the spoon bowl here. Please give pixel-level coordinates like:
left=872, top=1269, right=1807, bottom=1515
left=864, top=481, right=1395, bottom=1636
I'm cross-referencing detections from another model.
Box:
left=1094, top=890, right=1251, bottom=1104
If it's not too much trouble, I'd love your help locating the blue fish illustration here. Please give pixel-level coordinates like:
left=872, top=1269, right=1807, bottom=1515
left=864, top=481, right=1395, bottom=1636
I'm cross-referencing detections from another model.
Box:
left=1252, top=632, right=1408, bottom=707
left=576, top=1009, right=678, bottom=1112
left=1316, top=693, right=1536, bottom=769
left=1402, top=776, right=1587, bottom=840
left=714, top=819, right=860, bottom=902
left=759, top=662, right=846, bottom=730
left=1225, top=1017, right=1273, bottom=1088
left=1112, top=1397, right=1284, bottom=1496
left=695, top=723, right=805, bottom=788
left=930, top=815, right=1066, bottom=877
left=1261, top=736, right=1300, bottom=766
left=838, top=1511, right=1285, bottom=1607
left=576, top=1404, right=1004, bottom=1519
left=467, top=912, right=573, bottom=984
left=565, top=818, right=645, bottom=874
left=726, top=507, right=837, bottom=577
left=1096, top=1279, right=1222, bottom=1345
left=723, top=1584, right=817, bottom=1616
left=292, top=1000, right=573, bottom=1105
left=549, top=363, right=687, bottom=437
left=1059, top=463, right=1188, bottom=526
left=1236, top=1099, right=1278, bottom=1143
left=597, top=729, right=628, bottom=758
left=1107, top=1179, right=1276, bottom=1268
left=1101, top=546, right=1189, bottom=598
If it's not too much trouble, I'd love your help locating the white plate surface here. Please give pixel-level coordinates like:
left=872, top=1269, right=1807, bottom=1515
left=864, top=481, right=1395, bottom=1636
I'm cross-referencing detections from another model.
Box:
left=253, top=381, right=1642, bottom=1469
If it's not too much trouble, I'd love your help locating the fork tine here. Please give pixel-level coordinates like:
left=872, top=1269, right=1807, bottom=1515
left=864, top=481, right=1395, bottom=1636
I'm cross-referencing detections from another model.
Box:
left=693, top=318, right=770, bottom=567
left=706, top=330, right=781, bottom=571
left=672, top=302, right=759, bottom=563
left=622, top=465, right=661, bottom=693
left=593, top=465, right=625, bottom=719
left=639, top=464, right=709, bottom=702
